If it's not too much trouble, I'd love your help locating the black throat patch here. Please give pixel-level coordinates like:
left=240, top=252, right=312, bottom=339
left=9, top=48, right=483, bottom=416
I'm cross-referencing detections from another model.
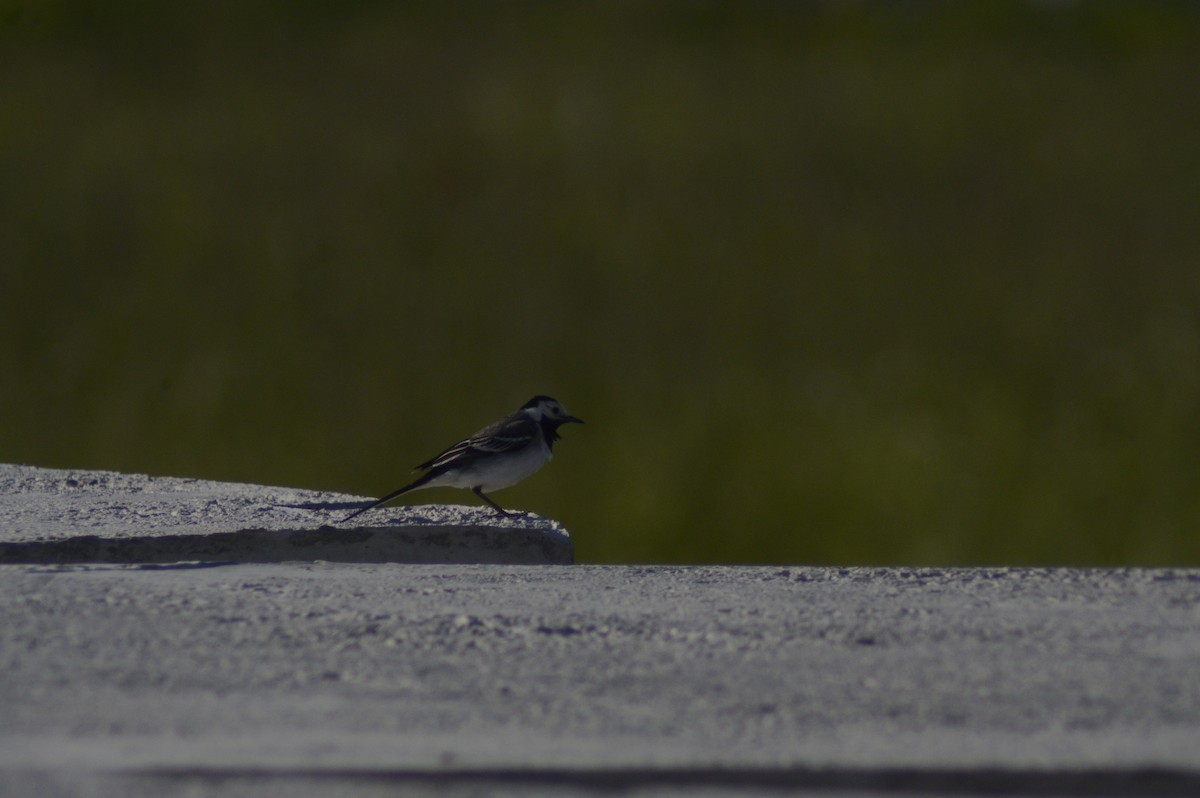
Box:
left=538, top=416, right=565, bottom=449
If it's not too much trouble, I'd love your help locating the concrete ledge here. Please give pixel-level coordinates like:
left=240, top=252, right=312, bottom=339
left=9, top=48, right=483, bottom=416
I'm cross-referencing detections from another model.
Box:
left=0, top=464, right=572, bottom=565
left=74, top=764, right=1200, bottom=796
left=3, top=564, right=1199, bottom=797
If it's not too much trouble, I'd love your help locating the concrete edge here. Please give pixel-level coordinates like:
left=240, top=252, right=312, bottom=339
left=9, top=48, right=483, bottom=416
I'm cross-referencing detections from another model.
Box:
left=0, top=525, right=574, bottom=566
left=0, top=464, right=574, bottom=565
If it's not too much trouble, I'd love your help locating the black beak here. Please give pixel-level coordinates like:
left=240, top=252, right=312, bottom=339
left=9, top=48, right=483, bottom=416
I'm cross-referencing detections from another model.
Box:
left=564, top=415, right=584, bottom=425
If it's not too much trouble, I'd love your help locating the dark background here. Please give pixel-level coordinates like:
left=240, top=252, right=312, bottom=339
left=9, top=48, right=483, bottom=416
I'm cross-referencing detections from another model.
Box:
left=3, top=2, right=1199, bottom=565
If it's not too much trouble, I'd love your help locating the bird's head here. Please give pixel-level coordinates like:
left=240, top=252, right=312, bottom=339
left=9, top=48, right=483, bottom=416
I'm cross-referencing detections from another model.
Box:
left=522, top=395, right=584, bottom=426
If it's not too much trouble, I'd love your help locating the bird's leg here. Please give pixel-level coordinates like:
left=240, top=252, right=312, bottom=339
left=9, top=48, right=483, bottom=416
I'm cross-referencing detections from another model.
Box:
left=473, top=487, right=512, bottom=516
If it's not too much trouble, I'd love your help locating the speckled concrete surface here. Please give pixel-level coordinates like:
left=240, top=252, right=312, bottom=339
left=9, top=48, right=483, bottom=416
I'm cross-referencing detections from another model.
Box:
left=0, top=464, right=572, bottom=565
left=3, top=464, right=1200, bottom=796
left=2, top=563, right=1199, bottom=796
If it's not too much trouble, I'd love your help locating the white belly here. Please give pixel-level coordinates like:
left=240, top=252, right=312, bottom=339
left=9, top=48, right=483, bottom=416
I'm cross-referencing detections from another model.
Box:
left=424, top=439, right=551, bottom=493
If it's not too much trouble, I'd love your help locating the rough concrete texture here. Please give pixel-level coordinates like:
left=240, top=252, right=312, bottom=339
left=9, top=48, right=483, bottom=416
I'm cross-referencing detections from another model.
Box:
left=3, top=464, right=1200, bottom=796
left=0, top=464, right=572, bottom=565
left=2, top=563, right=1200, bottom=797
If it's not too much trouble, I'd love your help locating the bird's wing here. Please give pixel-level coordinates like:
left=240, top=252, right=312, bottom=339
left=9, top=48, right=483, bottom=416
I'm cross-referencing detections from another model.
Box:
left=415, top=415, right=538, bottom=472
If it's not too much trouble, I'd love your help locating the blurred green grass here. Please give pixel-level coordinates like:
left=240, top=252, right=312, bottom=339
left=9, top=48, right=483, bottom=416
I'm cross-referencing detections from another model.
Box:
left=3, top=2, right=1200, bottom=564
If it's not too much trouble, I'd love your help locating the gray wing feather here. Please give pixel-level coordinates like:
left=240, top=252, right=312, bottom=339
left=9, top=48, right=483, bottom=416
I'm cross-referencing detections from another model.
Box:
left=416, top=414, right=537, bottom=472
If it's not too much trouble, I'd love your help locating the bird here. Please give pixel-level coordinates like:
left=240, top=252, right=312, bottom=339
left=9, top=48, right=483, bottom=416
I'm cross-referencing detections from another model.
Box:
left=339, top=395, right=584, bottom=523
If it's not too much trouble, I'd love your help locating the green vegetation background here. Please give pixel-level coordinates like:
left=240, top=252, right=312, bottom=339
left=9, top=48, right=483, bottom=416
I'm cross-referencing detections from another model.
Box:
left=3, top=2, right=1199, bottom=565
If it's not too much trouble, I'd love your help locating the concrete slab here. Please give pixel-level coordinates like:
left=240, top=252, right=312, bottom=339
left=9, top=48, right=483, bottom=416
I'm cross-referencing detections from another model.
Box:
left=0, top=464, right=572, bottom=565
left=3, top=465, right=1200, bottom=796
left=2, top=563, right=1199, bottom=797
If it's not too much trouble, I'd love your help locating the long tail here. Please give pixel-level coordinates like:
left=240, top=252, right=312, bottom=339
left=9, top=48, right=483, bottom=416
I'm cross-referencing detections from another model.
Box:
left=339, top=471, right=434, bottom=524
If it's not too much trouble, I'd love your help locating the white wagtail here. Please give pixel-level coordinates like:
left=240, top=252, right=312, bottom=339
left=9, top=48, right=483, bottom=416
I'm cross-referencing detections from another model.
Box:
left=340, top=395, right=584, bottom=523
